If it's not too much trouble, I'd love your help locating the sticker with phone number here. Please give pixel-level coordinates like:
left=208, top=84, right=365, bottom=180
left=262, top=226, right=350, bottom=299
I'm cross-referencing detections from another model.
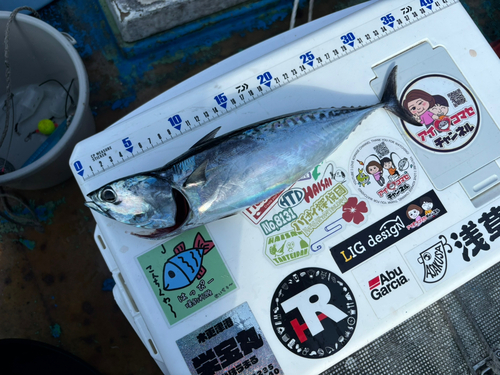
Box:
left=177, top=302, right=283, bottom=375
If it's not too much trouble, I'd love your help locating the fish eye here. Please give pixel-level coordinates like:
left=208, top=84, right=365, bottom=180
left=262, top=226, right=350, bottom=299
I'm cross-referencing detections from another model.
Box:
left=168, top=270, right=175, bottom=278
left=101, top=187, right=117, bottom=203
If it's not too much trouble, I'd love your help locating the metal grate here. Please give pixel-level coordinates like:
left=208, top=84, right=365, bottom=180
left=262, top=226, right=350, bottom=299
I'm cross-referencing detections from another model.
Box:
left=322, top=262, right=500, bottom=375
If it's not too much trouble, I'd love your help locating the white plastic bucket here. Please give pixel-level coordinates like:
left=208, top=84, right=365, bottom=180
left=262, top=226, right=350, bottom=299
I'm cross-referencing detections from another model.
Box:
left=0, top=11, right=95, bottom=190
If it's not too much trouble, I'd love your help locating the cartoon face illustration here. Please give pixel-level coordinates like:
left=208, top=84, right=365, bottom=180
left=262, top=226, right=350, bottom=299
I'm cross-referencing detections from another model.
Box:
left=408, top=209, right=420, bottom=219
left=398, top=158, right=409, bottom=170
left=429, top=95, right=449, bottom=117
left=403, top=89, right=436, bottom=123
left=334, top=169, right=346, bottom=182
left=407, top=98, right=430, bottom=116
left=366, top=161, right=382, bottom=176
left=420, top=197, right=433, bottom=212
left=430, top=103, right=448, bottom=117
left=422, top=202, right=432, bottom=211
left=406, top=204, right=422, bottom=220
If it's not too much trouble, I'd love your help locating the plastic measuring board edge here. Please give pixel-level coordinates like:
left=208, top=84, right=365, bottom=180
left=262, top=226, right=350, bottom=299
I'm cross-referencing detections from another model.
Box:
left=114, top=0, right=380, bottom=125
left=70, top=0, right=461, bottom=194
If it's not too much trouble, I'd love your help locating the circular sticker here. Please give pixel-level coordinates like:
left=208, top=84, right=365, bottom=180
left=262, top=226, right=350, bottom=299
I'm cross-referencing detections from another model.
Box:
left=349, top=137, right=418, bottom=204
left=400, top=74, right=480, bottom=152
left=270, top=268, right=357, bottom=359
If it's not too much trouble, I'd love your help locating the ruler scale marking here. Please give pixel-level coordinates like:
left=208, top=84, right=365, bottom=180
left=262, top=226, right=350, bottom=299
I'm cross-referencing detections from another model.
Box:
left=72, top=0, right=458, bottom=183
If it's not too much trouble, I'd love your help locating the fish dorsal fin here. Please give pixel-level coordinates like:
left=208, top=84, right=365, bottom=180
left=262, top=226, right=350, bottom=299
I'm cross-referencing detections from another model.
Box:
left=189, top=127, right=221, bottom=149
left=174, top=242, right=185, bottom=254
left=183, top=159, right=209, bottom=188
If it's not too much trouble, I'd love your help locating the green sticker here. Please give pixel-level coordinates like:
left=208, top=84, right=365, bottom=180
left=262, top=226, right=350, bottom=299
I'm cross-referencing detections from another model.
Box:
left=137, top=226, right=236, bottom=325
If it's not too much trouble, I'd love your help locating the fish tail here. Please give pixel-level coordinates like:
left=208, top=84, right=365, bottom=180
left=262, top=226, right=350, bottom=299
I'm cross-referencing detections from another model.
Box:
left=381, top=66, right=422, bottom=126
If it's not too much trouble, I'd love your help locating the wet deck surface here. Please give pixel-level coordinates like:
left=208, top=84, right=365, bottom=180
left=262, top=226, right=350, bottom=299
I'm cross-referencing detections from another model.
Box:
left=0, top=0, right=498, bottom=374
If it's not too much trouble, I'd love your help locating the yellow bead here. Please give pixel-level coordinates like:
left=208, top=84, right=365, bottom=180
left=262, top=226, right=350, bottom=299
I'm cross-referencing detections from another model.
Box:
left=38, top=119, right=56, bottom=135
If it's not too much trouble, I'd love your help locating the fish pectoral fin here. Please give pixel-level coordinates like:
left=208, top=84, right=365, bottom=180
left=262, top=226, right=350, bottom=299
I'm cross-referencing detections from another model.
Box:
left=197, top=266, right=206, bottom=279
left=189, top=127, right=221, bottom=149
left=184, top=159, right=209, bottom=188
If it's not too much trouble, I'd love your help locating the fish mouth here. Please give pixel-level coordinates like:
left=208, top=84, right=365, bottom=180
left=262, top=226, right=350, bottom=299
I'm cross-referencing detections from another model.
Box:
left=84, top=201, right=112, bottom=218
left=160, top=188, right=190, bottom=233
left=132, top=188, right=190, bottom=239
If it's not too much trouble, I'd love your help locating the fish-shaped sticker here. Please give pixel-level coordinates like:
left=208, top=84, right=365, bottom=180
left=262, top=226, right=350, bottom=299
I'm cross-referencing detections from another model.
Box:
left=163, top=232, right=215, bottom=291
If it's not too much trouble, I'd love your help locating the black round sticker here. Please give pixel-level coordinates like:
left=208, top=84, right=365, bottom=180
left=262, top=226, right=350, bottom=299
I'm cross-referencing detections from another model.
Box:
left=270, top=268, right=357, bottom=359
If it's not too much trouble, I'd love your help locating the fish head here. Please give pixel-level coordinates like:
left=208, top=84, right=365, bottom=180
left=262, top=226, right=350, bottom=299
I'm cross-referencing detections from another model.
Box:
left=85, top=174, right=183, bottom=229
left=163, top=261, right=190, bottom=290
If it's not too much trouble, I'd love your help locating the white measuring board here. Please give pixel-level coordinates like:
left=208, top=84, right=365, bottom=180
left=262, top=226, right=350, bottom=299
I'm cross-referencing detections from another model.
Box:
left=71, top=0, right=500, bottom=374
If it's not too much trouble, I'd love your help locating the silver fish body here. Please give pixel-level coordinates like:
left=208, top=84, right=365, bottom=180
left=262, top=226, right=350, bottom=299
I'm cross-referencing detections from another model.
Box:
left=85, top=66, right=419, bottom=239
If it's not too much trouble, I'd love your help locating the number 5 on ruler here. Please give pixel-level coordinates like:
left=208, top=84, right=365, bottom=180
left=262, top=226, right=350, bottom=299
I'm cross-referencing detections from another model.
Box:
left=122, top=137, right=133, bottom=153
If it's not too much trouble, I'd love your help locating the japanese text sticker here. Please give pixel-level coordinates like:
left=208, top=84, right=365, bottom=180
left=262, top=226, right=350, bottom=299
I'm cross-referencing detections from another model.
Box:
left=177, top=302, right=283, bottom=375
left=405, top=201, right=500, bottom=290
left=137, top=226, right=236, bottom=325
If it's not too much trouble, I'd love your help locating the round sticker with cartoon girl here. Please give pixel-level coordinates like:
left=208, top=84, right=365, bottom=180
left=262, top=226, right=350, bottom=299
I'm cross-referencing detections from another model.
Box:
left=350, top=137, right=418, bottom=205
left=400, top=74, right=480, bottom=152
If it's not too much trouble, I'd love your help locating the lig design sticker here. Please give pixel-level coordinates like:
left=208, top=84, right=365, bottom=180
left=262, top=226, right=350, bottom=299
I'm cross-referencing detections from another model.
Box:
left=400, top=74, right=480, bottom=152
left=137, top=226, right=236, bottom=325
left=330, top=190, right=447, bottom=273
left=270, top=268, right=357, bottom=358
left=350, top=137, right=418, bottom=205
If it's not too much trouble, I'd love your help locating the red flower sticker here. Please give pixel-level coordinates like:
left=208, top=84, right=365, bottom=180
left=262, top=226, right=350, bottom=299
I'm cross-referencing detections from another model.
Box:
left=342, top=197, right=368, bottom=225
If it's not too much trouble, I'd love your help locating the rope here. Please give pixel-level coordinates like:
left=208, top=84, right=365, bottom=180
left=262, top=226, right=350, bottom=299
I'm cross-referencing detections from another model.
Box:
left=2, top=7, right=41, bottom=151
left=290, top=0, right=315, bottom=29
left=290, top=0, right=300, bottom=29
left=437, top=300, right=477, bottom=375
left=308, top=0, right=314, bottom=22
left=0, top=187, right=44, bottom=232
left=453, top=291, right=500, bottom=374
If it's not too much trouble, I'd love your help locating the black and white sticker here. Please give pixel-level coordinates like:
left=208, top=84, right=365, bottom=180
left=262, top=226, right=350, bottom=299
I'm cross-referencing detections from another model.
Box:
left=330, top=190, right=447, bottom=273
left=405, top=199, right=500, bottom=290
left=270, top=268, right=357, bottom=359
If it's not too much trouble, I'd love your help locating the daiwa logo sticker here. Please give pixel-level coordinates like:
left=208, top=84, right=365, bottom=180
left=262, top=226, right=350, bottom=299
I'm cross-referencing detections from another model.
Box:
left=368, top=267, right=409, bottom=300
left=352, top=247, right=423, bottom=319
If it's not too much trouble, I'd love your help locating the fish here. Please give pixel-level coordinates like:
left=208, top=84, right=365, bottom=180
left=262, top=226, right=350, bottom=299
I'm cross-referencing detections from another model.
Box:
left=163, top=232, right=214, bottom=291
left=85, top=65, right=420, bottom=239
